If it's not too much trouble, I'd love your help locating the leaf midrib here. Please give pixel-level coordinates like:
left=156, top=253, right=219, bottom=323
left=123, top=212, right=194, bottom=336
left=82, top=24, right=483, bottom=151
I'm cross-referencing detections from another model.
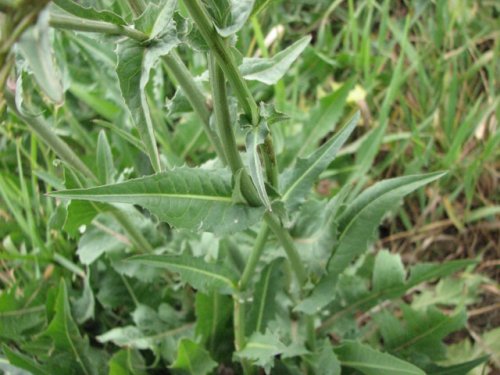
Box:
left=341, top=360, right=421, bottom=374
left=54, top=192, right=233, bottom=203
left=136, top=259, right=236, bottom=289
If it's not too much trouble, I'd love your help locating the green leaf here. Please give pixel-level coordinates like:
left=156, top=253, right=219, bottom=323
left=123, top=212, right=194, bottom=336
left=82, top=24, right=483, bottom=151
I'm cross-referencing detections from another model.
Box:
left=328, top=172, right=446, bottom=279
left=17, top=10, right=64, bottom=104
left=72, top=275, right=95, bottom=324
left=245, top=122, right=272, bottom=209
left=204, top=0, right=255, bottom=37
left=3, top=345, right=51, bottom=375
left=63, top=200, right=99, bottom=237
left=239, top=35, right=311, bottom=85
left=376, top=306, right=467, bottom=360
left=96, top=131, right=114, bottom=184
left=53, top=0, right=126, bottom=25
left=127, top=254, right=238, bottom=294
left=44, top=279, right=104, bottom=375
left=195, top=292, right=233, bottom=359
left=108, top=349, right=148, bottom=375
left=116, top=2, right=179, bottom=172
left=237, top=332, right=284, bottom=372
left=240, top=36, right=311, bottom=85
left=297, top=78, right=355, bottom=157
left=304, top=340, right=341, bottom=375
left=135, top=0, right=177, bottom=40
left=426, top=355, right=489, bottom=375
left=51, top=167, right=265, bottom=235
left=281, top=112, right=358, bottom=211
left=334, top=341, right=425, bottom=375
left=372, top=250, right=405, bottom=293
left=170, top=339, right=217, bottom=375
left=246, top=258, right=284, bottom=334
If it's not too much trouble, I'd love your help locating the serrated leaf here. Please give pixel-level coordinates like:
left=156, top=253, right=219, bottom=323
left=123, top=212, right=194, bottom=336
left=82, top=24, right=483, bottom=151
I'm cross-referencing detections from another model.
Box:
left=246, top=258, right=284, bottom=334
left=17, top=10, right=64, bottom=104
left=240, top=36, right=311, bottom=85
left=44, top=280, right=103, bottom=375
left=116, top=7, right=179, bottom=172
left=328, top=172, right=446, bottom=280
left=51, top=167, right=265, bottom=234
left=246, top=123, right=272, bottom=209
left=96, top=131, right=114, bottom=184
left=297, top=78, right=355, bottom=157
left=281, top=112, right=358, bottom=211
left=170, top=339, right=217, bottom=375
left=128, top=254, right=238, bottom=294
left=53, top=0, right=126, bottom=25
left=334, top=341, right=425, bottom=375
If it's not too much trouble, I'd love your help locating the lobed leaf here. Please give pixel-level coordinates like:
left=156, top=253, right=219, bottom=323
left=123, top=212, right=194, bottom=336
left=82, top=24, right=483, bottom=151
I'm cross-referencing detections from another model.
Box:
left=51, top=167, right=265, bottom=235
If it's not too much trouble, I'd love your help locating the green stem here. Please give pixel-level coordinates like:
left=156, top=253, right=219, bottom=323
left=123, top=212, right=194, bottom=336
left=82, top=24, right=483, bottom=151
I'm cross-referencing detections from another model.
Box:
left=183, top=0, right=259, bottom=126
left=208, top=53, right=261, bottom=206
left=233, top=296, right=252, bottom=374
left=49, top=13, right=148, bottom=42
left=49, top=12, right=226, bottom=164
left=163, top=52, right=226, bottom=164
left=264, top=212, right=307, bottom=286
left=239, top=224, right=270, bottom=290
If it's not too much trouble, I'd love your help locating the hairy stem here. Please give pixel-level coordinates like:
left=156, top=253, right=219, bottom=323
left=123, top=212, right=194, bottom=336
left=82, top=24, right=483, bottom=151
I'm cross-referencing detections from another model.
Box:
left=49, top=13, right=148, bottom=42
left=264, top=212, right=307, bottom=286
left=208, top=54, right=261, bottom=206
left=183, top=0, right=259, bottom=126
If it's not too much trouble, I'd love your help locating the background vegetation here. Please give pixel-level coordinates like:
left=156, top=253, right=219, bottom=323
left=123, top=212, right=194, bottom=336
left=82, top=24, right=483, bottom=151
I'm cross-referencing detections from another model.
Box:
left=0, top=0, right=498, bottom=374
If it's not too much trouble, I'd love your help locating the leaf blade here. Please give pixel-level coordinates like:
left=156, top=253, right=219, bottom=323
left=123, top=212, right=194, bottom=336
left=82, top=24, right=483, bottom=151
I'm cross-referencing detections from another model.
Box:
left=51, top=167, right=265, bottom=235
